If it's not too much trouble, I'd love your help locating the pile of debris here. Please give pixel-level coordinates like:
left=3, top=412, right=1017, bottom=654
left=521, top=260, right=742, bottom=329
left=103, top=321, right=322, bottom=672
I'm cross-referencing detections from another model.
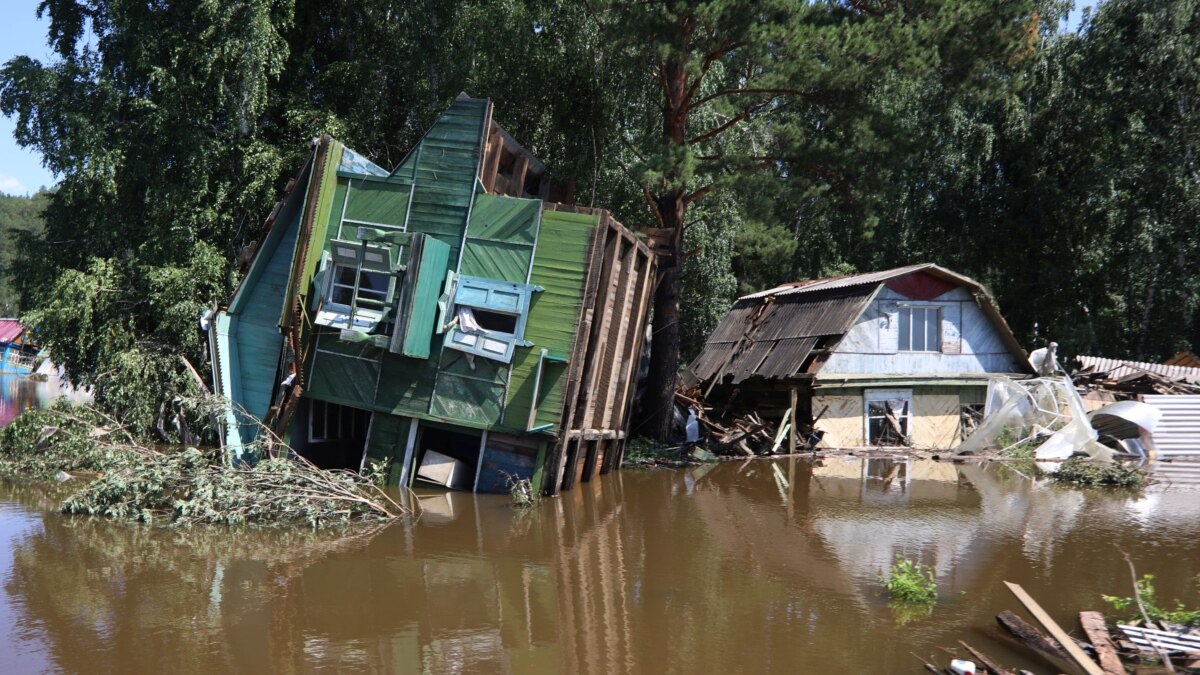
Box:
left=674, top=385, right=817, bottom=457
left=1073, top=355, right=1200, bottom=398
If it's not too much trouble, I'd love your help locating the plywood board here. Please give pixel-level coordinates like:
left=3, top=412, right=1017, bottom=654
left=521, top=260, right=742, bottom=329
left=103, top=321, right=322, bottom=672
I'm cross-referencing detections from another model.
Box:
left=813, top=395, right=863, bottom=448
left=910, top=394, right=961, bottom=449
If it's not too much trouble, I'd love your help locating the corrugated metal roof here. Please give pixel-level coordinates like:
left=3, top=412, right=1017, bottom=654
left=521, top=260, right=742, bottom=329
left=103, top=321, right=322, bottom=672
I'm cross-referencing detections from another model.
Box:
left=738, top=264, right=933, bottom=300
left=755, top=337, right=819, bottom=380
left=1077, top=355, right=1200, bottom=383
left=1143, top=395, right=1200, bottom=456
left=0, top=320, right=24, bottom=344
left=689, top=289, right=870, bottom=384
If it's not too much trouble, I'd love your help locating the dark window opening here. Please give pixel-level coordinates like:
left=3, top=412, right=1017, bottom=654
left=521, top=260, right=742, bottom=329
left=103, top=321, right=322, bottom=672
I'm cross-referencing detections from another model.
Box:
left=522, top=168, right=544, bottom=196
left=473, top=309, right=518, bottom=334
left=299, top=400, right=371, bottom=471
left=497, top=147, right=517, bottom=177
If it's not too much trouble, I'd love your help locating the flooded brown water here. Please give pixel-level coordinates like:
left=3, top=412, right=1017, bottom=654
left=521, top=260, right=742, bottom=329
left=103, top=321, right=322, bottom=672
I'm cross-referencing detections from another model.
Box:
left=0, top=454, right=1198, bottom=674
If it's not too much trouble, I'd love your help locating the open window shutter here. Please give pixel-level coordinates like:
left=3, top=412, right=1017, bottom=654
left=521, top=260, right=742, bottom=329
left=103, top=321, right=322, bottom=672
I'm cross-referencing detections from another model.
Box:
left=390, top=233, right=451, bottom=358
left=444, top=328, right=517, bottom=363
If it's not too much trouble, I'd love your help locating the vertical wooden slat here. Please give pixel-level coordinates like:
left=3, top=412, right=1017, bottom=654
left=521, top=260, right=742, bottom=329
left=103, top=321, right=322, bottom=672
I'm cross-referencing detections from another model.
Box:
left=789, top=387, right=798, bottom=454
left=613, top=244, right=657, bottom=468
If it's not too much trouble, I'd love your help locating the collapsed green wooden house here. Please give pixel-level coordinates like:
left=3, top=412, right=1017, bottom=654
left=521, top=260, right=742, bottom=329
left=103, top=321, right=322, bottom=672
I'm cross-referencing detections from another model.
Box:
left=208, top=96, right=655, bottom=495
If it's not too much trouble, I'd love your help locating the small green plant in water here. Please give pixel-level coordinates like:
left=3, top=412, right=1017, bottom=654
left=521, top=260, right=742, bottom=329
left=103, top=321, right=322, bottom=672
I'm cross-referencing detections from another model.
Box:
left=506, top=475, right=539, bottom=509
left=882, top=556, right=938, bottom=605
left=1103, top=574, right=1200, bottom=627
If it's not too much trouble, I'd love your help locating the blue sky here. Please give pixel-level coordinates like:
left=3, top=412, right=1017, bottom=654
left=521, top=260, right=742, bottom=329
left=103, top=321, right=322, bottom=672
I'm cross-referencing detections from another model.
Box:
left=0, top=2, right=1091, bottom=197
left=0, top=1, right=53, bottom=195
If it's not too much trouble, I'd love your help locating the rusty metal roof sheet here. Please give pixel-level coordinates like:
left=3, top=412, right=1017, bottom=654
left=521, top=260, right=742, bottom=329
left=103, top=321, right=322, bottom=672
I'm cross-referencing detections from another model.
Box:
left=1077, top=355, right=1200, bottom=383
left=755, top=337, right=820, bottom=380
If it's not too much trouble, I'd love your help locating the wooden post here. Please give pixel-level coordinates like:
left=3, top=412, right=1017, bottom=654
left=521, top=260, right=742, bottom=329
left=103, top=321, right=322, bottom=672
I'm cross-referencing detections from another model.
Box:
left=789, top=387, right=798, bottom=454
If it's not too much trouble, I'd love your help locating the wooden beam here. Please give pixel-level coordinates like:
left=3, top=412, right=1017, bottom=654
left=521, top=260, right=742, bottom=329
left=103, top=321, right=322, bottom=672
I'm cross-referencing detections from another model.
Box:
left=1003, top=582, right=1105, bottom=675
left=598, top=242, right=638, bottom=474
left=1079, top=612, right=1127, bottom=675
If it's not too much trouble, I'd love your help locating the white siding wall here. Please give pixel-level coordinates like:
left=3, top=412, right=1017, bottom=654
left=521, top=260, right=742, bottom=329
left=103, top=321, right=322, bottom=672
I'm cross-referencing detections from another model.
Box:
left=821, top=287, right=1021, bottom=375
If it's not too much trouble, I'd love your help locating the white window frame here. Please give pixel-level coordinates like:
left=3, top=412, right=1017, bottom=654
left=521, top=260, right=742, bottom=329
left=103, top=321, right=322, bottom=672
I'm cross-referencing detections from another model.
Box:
left=863, top=389, right=913, bottom=446
left=898, top=305, right=941, bottom=352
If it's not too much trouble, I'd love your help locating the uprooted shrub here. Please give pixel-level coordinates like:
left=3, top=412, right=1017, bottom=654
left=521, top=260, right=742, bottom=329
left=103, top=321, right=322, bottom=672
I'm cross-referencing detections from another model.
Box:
left=0, top=403, right=406, bottom=528
left=1052, top=457, right=1147, bottom=488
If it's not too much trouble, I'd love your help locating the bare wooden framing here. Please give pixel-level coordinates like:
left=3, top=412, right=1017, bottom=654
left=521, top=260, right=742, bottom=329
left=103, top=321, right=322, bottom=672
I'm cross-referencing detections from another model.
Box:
left=544, top=206, right=610, bottom=495
left=538, top=203, right=655, bottom=494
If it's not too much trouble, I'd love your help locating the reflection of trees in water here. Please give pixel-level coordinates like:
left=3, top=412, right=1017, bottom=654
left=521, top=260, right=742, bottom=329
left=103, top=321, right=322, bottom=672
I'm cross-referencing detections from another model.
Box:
left=3, top=489, right=387, bottom=674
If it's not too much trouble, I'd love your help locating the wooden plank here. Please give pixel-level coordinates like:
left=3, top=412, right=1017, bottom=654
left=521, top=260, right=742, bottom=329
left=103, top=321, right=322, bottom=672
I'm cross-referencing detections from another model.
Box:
left=599, top=240, right=637, bottom=443
left=1080, top=612, right=1127, bottom=675
left=958, top=640, right=1014, bottom=675
left=1004, top=582, right=1105, bottom=675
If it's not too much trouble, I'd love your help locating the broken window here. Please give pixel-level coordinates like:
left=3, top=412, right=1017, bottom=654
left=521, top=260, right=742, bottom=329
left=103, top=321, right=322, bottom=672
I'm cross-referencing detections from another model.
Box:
left=899, top=305, right=941, bottom=352
left=865, top=390, right=912, bottom=446
left=442, top=275, right=539, bottom=364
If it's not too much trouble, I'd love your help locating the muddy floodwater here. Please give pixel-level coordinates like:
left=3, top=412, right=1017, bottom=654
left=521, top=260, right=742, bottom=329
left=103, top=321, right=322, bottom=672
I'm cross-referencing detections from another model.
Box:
left=0, top=444, right=1198, bottom=674
left=2, top=377, right=1199, bottom=673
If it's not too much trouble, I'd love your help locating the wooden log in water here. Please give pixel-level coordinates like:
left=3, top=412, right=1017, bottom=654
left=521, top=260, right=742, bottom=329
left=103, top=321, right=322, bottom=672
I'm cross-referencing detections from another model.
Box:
left=1003, top=582, right=1106, bottom=675
left=997, top=610, right=1068, bottom=659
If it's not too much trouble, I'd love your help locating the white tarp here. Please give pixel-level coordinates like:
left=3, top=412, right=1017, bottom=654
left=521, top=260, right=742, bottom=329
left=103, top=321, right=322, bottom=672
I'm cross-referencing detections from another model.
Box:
left=959, top=376, right=1113, bottom=471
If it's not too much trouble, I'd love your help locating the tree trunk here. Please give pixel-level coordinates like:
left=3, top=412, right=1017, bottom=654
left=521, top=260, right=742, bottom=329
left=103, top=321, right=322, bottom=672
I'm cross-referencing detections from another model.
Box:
left=639, top=190, right=685, bottom=441
left=636, top=49, right=691, bottom=442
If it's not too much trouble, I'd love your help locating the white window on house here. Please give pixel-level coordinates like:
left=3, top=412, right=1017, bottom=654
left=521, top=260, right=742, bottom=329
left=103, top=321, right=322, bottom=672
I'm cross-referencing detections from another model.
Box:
left=899, top=305, right=941, bottom=352
left=329, top=264, right=390, bottom=310
left=314, top=239, right=396, bottom=332
left=864, top=389, right=912, bottom=446
left=309, top=399, right=370, bottom=443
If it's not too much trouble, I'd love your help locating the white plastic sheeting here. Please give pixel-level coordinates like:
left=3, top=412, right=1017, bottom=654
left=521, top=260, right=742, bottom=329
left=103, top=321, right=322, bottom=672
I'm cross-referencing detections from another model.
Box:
left=959, top=376, right=1112, bottom=471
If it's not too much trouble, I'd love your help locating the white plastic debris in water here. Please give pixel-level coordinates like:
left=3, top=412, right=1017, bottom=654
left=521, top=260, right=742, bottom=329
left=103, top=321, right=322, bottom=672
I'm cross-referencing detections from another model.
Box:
left=949, top=659, right=977, bottom=675
left=958, top=376, right=1113, bottom=472
left=685, top=408, right=700, bottom=443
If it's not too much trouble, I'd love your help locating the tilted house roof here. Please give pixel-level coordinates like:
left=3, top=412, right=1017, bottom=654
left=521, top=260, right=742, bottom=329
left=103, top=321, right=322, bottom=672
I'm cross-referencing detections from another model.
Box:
left=689, top=263, right=1033, bottom=386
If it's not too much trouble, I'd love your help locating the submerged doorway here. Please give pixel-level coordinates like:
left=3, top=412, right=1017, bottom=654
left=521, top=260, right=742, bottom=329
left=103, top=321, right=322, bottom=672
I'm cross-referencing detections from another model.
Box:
left=411, top=424, right=484, bottom=490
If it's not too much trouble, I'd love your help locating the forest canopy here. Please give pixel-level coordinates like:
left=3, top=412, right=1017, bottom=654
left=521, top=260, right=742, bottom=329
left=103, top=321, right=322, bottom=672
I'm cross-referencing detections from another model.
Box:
left=1, top=0, right=1197, bottom=439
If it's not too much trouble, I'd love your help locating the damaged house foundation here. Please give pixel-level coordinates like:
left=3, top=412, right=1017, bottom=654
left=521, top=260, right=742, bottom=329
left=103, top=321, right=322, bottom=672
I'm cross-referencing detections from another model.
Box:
left=208, top=95, right=655, bottom=494
left=687, top=265, right=1034, bottom=450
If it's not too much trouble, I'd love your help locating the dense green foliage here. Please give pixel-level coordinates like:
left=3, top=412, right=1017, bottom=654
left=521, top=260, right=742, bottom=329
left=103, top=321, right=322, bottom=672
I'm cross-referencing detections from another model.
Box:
left=882, top=556, right=938, bottom=604
left=3, top=1, right=1200, bottom=434
left=1103, top=574, right=1200, bottom=627
left=0, top=190, right=47, bottom=314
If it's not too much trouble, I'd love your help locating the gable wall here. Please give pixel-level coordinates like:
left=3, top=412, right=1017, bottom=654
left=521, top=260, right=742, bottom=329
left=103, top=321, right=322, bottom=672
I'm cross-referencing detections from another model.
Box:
left=821, top=286, right=1022, bottom=375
